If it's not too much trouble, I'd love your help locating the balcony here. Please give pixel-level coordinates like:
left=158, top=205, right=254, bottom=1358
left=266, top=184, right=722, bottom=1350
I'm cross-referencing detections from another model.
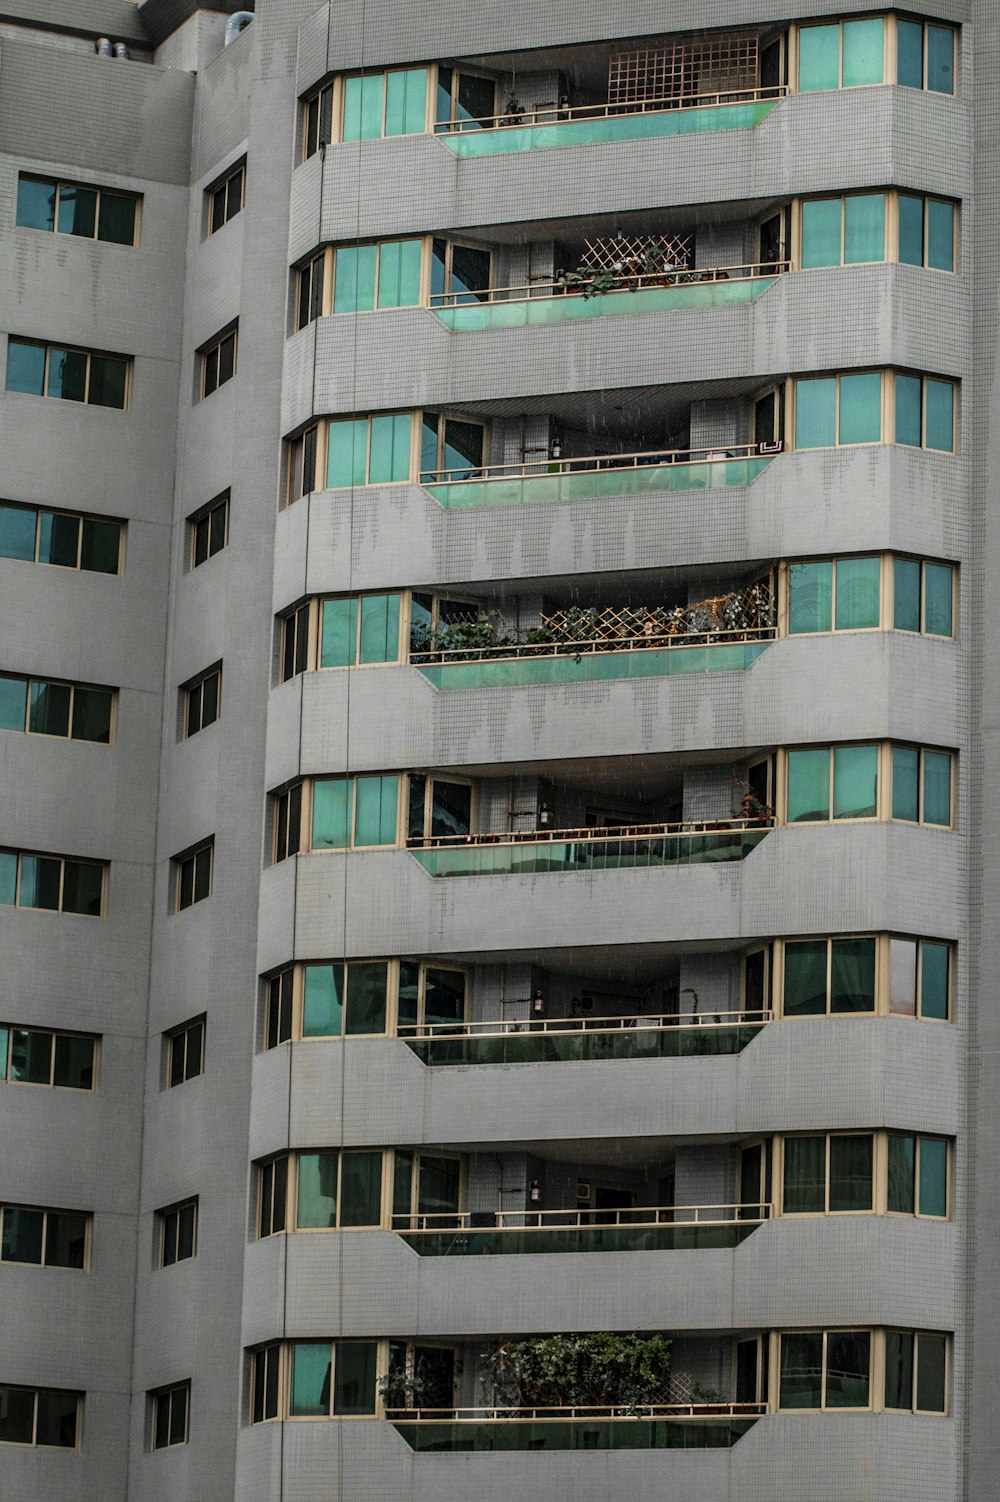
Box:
left=389, top=1402, right=763, bottom=1451
left=394, top=1201, right=769, bottom=1257
left=408, top=817, right=772, bottom=878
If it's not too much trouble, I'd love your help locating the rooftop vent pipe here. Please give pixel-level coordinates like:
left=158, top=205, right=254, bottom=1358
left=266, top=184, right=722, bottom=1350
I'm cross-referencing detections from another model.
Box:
left=95, top=37, right=113, bottom=57
left=113, top=42, right=130, bottom=60
left=225, top=12, right=254, bottom=45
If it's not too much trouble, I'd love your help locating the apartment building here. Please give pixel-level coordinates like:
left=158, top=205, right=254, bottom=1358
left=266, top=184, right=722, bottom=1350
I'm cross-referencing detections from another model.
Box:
left=0, top=0, right=986, bottom=1498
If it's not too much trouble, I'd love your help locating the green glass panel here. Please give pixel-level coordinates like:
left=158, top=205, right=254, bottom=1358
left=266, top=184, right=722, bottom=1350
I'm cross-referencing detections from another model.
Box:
left=303, top=964, right=344, bottom=1036
left=296, top=1152, right=339, bottom=1227
left=898, top=195, right=925, bottom=266
left=888, top=1135, right=916, bottom=1213
left=434, top=277, right=773, bottom=330
left=368, top=413, right=412, bottom=483
left=780, top=1333, right=823, bottom=1407
left=922, top=751, right=952, bottom=826
left=7, top=339, right=46, bottom=395
left=353, top=774, right=398, bottom=845
left=0, top=853, right=16, bottom=906
left=333, top=244, right=377, bottom=313
left=786, top=748, right=830, bottom=822
left=838, top=373, right=882, bottom=444
left=359, top=593, right=401, bottom=663
left=19, top=855, right=61, bottom=910
left=47, top=347, right=87, bottom=402
left=340, top=1151, right=383, bottom=1225
left=290, top=1343, right=332, bottom=1416
left=843, top=18, right=884, bottom=85
left=783, top=1136, right=825, bottom=1212
left=320, top=597, right=358, bottom=667
left=38, top=512, right=80, bottom=567
left=829, top=1134, right=873, bottom=1211
left=893, top=558, right=921, bottom=631
left=832, top=744, right=878, bottom=818
left=826, top=1332, right=870, bottom=1407
left=0, top=677, right=27, bottom=731
left=10, top=1028, right=51, bottom=1082
left=344, top=961, right=388, bottom=1034
left=16, top=177, right=56, bottom=231
left=418, top=641, right=769, bottom=690
left=0, top=504, right=37, bottom=560
left=920, top=942, right=950, bottom=1020
left=428, top=456, right=773, bottom=507
left=925, top=380, right=954, bottom=452
left=918, top=1138, right=948, bottom=1217
left=343, top=74, right=384, bottom=140
left=799, top=25, right=840, bottom=91
left=892, top=746, right=920, bottom=821
left=97, top=193, right=136, bottom=246
left=334, top=1341, right=378, bottom=1414
left=441, top=100, right=780, bottom=156
left=801, top=198, right=842, bottom=268
left=916, top=1333, right=947, bottom=1411
left=384, top=68, right=428, bottom=135
left=0, top=1026, right=7, bottom=1079
left=895, top=375, right=922, bottom=446
left=378, top=239, right=423, bottom=307
left=830, top=938, right=876, bottom=1013
left=72, top=687, right=113, bottom=743
left=397, top=961, right=420, bottom=1028
left=927, top=201, right=955, bottom=272
left=29, top=681, right=71, bottom=737
left=885, top=1330, right=914, bottom=1409
left=844, top=194, right=885, bottom=263
left=927, top=27, right=955, bottom=95
left=57, top=185, right=97, bottom=237
left=326, top=419, right=368, bottom=488
left=897, top=20, right=924, bottom=88
left=312, top=779, right=351, bottom=848
left=783, top=940, right=828, bottom=1016
left=794, top=378, right=837, bottom=449
left=835, top=557, right=880, bottom=629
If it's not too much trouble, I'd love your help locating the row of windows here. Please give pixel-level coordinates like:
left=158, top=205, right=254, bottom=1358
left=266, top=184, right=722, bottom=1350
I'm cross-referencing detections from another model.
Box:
left=0, top=850, right=105, bottom=917
left=0, top=674, right=114, bottom=744
left=785, top=742, right=952, bottom=826
left=1, top=1204, right=89, bottom=1269
left=0, top=1017, right=204, bottom=1094
left=0, top=501, right=123, bottom=573
left=800, top=191, right=955, bottom=272
left=793, top=371, right=954, bottom=452
left=6, top=338, right=129, bottom=409
left=299, top=19, right=956, bottom=158
left=0, top=1382, right=191, bottom=1452
left=14, top=160, right=245, bottom=247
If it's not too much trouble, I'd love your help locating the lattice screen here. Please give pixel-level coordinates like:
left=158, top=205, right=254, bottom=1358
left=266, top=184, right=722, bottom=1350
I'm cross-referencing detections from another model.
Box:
left=540, top=582, right=775, bottom=644
left=579, top=232, right=694, bottom=273
left=609, top=34, right=760, bottom=105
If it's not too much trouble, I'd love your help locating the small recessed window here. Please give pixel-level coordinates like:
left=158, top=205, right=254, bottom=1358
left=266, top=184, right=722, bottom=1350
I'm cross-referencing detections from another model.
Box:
left=208, top=164, right=245, bottom=234
left=173, top=842, right=213, bottom=912
left=6, top=338, right=130, bottom=409
left=264, top=969, right=294, bottom=1048
left=16, top=174, right=140, bottom=246
left=0, top=849, right=106, bottom=916
left=184, top=666, right=221, bottom=738
left=165, top=1016, right=205, bottom=1086
left=0, top=502, right=123, bottom=573
left=0, top=1024, right=97, bottom=1089
left=257, top=1156, right=289, bottom=1238
left=0, top=674, right=115, bottom=744
left=0, top=1384, right=81, bottom=1447
left=189, top=493, right=229, bottom=568
left=151, top=1382, right=190, bottom=1449
left=273, top=784, right=303, bottom=863
left=280, top=603, right=312, bottom=681
left=158, top=1199, right=198, bottom=1267
left=200, top=327, right=237, bottom=399
left=0, top=1204, right=90, bottom=1269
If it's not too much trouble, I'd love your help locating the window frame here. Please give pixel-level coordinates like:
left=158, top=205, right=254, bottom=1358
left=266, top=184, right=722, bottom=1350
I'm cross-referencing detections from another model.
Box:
left=249, top=1340, right=387, bottom=1422
left=794, top=17, right=888, bottom=91
left=789, top=370, right=957, bottom=453
left=0, top=1202, right=91, bottom=1270
left=165, top=1016, right=206, bottom=1087
left=335, top=66, right=433, bottom=144
left=884, top=1329, right=951, bottom=1414
left=0, top=1023, right=99, bottom=1089
left=173, top=841, right=214, bottom=913
left=158, top=1198, right=198, bottom=1268
left=0, top=849, right=107, bottom=917
left=779, top=552, right=957, bottom=639
left=769, top=932, right=953, bottom=1022
left=0, top=500, right=124, bottom=574
left=772, top=1328, right=950, bottom=1415
left=183, top=665, right=222, bottom=739
left=150, top=1381, right=190, bottom=1450
left=257, top=1155, right=290, bottom=1238
left=778, top=742, right=955, bottom=827
left=6, top=338, right=131, bottom=410
left=0, top=1384, right=82, bottom=1448
left=305, top=773, right=404, bottom=852
left=0, top=672, right=117, bottom=744
left=200, top=326, right=238, bottom=400
left=279, top=601, right=314, bottom=682
left=16, top=172, right=141, bottom=247
left=793, top=189, right=959, bottom=273
left=207, top=160, right=246, bottom=236
left=259, top=957, right=471, bottom=1046
left=776, top=1131, right=951, bottom=1220
left=289, top=1147, right=393, bottom=1232
left=301, top=80, right=336, bottom=161
left=188, top=492, right=230, bottom=569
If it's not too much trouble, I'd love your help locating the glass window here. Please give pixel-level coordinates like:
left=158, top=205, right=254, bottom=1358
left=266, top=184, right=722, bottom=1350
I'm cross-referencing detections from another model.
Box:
left=29, top=682, right=71, bottom=738
left=891, top=746, right=920, bottom=821
left=358, top=594, right=400, bottom=664
left=7, top=339, right=46, bottom=395
left=320, top=598, right=358, bottom=668
left=99, top=193, right=137, bottom=246
left=786, top=748, right=830, bottom=823
left=0, top=678, right=27, bottom=732
left=47, top=347, right=88, bottom=403
left=326, top=419, right=368, bottom=488
left=927, top=201, right=955, bottom=272
left=52, top=1032, right=95, bottom=1089
left=80, top=517, right=122, bottom=573
left=2, top=1207, right=44, bottom=1263
left=923, top=751, right=953, bottom=825
left=897, top=21, right=924, bottom=88
left=801, top=199, right=842, bottom=268
left=57, top=185, right=97, bottom=238
left=423, top=968, right=466, bottom=1027
left=353, top=774, right=398, bottom=845
left=783, top=940, right=828, bottom=1017
left=794, top=377, right=837, bottom=448
left=303, top=964, right=343, bottom=1036
left=923, top=563, right=954, bottom=636
left=783, top=1136, right=825, bottom=1212
left=334, top=245, right=377, bottom=313
left=888, top=937, right=918, bottom=1016
left=297, top=1153, right=339, bottom=1229
left=378, top=239, right=423, bottom=308
left=898, top=195, right=925, bottom=266
left=885, top=1329, right=915, bottom=1409
left=893, top=558, right=921, bottom=631
left=843, top=194, right=885, bottom=263
left=384, top=69, right=429, bottom=135
left=368, top=414, right=412, bottom=484
left=826, top=1331, right=870, bottom=1407
left=916, top=1332, right=948, bottom=1411
left=838, top=372, right=881, bottom=444
left=0, top=853, right=16, bottom=907
left=830, top=938, right=876, bottom=1012
left=788, top=561, right=833, bottom=633
left=895, top=375, right=923, bottom=447
left=834, top=557, right=880, bottom=629
left=925, top=379, right=954, bottom=451
left=418, top=1155, right=462, bottom=1215
left=16, top=176, right=56, bottom=231
left=334, top=1341, right=378, bottom=1415
left=312, top=779, right=351, bottom=849
left=920, top=941, right=950, bottom=1020
left=918, top=1137, right=948, bottom=1217
left=779, top=1332, right=823, bottom=1407
left=0, top=504, right=37, bottom=561
left=829, top=1135, right=873, bottom=1211
left=343, top=74, right=384, bottom=139
left=798, top=26, right=841, bottom=92
left=290, top=1343, right=332, bottom=1417
left=344, top=961, right=388, bottom=1034
left=927, top=28, right=956, bottom=95
left=843, top=18, right=883, bottom=86
left=832, top=744, right=877, bottom=818
left=339, top=1151, right=383, bottom=1226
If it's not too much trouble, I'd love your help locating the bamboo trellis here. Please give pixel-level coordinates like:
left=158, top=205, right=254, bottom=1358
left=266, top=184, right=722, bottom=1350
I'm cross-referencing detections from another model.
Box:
left=609, top=34, right=761, bottom=105
left=578, top=232, right=694, bottom=274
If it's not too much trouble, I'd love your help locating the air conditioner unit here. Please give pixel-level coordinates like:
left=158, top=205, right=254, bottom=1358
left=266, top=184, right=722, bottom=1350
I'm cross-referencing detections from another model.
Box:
left=576, top=1180, right=593, bottom=1204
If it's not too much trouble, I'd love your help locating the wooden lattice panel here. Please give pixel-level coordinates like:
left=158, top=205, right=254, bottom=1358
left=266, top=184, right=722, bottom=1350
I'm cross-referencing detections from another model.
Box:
left=609, top=34, right=760, bottom=105
left=540, top=582, right=775, bottom=644
left=579, top=232, right=694, bottom=273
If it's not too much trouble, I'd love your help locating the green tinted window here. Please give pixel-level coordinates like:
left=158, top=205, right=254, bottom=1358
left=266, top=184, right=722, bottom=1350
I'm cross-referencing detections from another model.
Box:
left=344, top=961, right=388, bottom=1034
left=326, top=419, right=368, bottom=487
left=0, top=504, right=36, bottom=561
left=894, top=375, right=922, bottom=447
left=842, top=19, right=884, bottom=85
left=888, top=1135, right=916, bottom=1213
left=334, top=1341, right=378, bottom=1414
left=920, top=942, right=950, bottom=1020
left=368, top=413, right=412, bottom=483
left=780, top=1332, right=823, bottom=1407
left=358, top=594, right=401, bottom=663
left=312, top=779, right=351, bottom=848
left=801, top=199, right=842, bottom=268
left=0, top=853, right=16, bottom=906
left=789, top=562, right=832, bottom=633
left=922, top=752, right=952, bottom=825
left=918, top=1138, right=948, bottom=1217
left=897, top=20, right=924, bottom=88
left=57, top=185, right=96, bottom=237
left=826, top=1331, right=870, bottom=1407
left=333, top=245, right=377, bottom=313
left=290, top=1343, right=332, bottom=1416
left=0, top=678, right=27, bottom=732
left=916, top=1333, right=948, bottom=1411
left=0, top=1027, right=7, bottom=1079
left=7, top=339, right=46, bottom=395
left=303, top=964, right=344, bottom=1036
left=353, top=774, right=398, bottom=845
left=893, top=558, right=921, bottom=631
left=340, top=1151, right=383, bottom=1225
left=891, top=746, right=920, bottom=821
left=378, top=239, right=423, bottom=307
left=16, top=177, right=56, bottom=230
left=799, top=26, right=840, bottom=91
left=924, top=380, right=954, bottom=452
left=783, top=1136, right=825, bottom=1212
left=297, top=1153, right=339, bottom=1228
left=927, top=201, right=955, bottom=271
left=783, top=940, right=828, bottom=1016
left=898, top=195, right=924, bottom=266
left=829, top=1135, right=873, bottom=1211
left=838, top=373, right=881, bottom=444
left=320, top=597, right=358, bottom=667
left=844, top=195, right=884, bottom=263
left=794, top=378, right=837, bottom=448
left=47, top=347, right=87, bottom=402
left=835, top=557, right=880, bottom=630
left=29, top=682, right=71, bottom=737
left=927, top=28, right=955, bottom=95
left=384, top=68, right=429, bottom=135
left=832, top=744, right=877, bottom=818
left=830, top=938, right=876, bottom=1013
left=343, top=74, right=384, bottom=140
left=786, top=748, right=830, bottom=822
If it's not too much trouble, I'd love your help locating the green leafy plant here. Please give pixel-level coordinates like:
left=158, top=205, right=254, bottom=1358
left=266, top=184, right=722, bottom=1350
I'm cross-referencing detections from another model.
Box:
left=482, top=1332, right=672, bottom=1411
left=377, top=1370, right=429, bottom=1408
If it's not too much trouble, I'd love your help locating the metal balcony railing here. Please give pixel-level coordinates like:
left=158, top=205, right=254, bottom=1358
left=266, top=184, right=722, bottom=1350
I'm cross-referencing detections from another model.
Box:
left=419, top=440, right=782, bottom=486
left=410, top=623, right=776, bottom=667
left=397, top=1008, right=772, bottom=1040
left=434, top=85, right=788, bottom=134
left=428, top=260, right=790, bottom=307
left=393, top=1202, right=771, bottom=1233
left=387, top=1401, right=767, bottom=1421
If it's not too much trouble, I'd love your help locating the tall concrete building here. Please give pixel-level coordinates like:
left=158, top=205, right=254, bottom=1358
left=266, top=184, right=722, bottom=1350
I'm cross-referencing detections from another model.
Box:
left=0, top=0, right=986, bottom=1497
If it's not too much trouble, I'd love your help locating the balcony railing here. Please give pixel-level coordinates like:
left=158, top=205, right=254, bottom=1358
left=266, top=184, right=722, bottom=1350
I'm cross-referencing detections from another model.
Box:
left=399, top=1008, right=772, bottom=1065
left=408, top=817, right=773, bottom=878
left=419, top=441, right=781, bottom=507
left=435, top=86, right=788, bottom=156
left=389, top=1401, right=765, bottom=1451
left=393, top=1202, right=770, bottom=1256
left=429, top=262, right=789, bottom=328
